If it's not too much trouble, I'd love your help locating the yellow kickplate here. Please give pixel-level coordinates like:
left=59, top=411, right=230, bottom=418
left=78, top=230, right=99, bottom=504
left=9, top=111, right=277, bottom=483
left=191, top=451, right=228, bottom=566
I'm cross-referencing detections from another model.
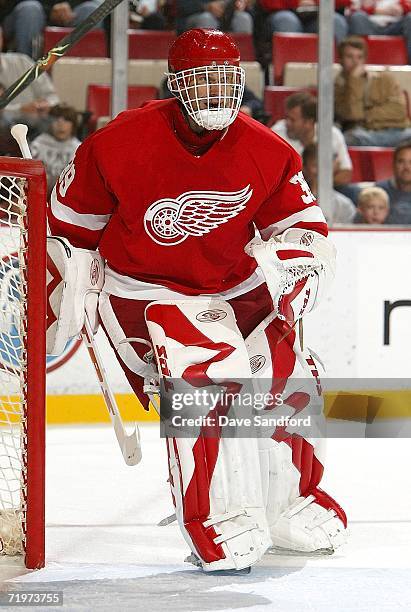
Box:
left=324, top=390, right=411, bottom=420
left=1, top=391, right=410, bottom=425
left=45, top=394, right=159, bottom=424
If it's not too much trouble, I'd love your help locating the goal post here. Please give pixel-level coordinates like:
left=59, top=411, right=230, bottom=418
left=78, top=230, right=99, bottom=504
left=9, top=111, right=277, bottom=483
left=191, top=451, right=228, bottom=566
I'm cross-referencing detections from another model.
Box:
left=0, top=158, right=47, bottom=569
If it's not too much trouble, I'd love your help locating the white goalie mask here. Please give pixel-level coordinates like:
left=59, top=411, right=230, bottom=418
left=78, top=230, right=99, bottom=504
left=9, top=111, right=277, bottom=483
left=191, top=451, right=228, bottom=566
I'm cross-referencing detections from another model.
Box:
left=167, top=64, right=245, bottom=131
left=167, top=29, right=245, bottom=131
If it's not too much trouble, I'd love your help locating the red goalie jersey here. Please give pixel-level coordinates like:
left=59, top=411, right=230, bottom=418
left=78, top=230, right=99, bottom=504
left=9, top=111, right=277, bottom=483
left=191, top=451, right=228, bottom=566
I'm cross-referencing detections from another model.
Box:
left=47, top=99, right=327, bottom=298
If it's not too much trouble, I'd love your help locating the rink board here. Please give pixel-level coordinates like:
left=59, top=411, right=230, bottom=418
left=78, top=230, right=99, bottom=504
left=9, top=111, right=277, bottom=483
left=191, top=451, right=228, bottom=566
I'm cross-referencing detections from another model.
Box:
left=43, top=229, right=411, bottom=423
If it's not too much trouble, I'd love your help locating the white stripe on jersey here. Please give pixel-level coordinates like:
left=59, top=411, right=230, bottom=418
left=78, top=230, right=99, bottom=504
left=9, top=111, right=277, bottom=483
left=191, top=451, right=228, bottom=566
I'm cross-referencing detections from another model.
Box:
left=103, top=265, right=265, bottom=301
left=50, top=187, right=111, bottom=230
left=259, top=205, right=326, bottom=240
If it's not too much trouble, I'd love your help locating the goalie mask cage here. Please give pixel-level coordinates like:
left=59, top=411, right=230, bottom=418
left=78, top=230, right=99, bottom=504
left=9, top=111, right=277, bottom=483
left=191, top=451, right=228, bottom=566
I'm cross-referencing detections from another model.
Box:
left=0, top=158, right=46, bottom=569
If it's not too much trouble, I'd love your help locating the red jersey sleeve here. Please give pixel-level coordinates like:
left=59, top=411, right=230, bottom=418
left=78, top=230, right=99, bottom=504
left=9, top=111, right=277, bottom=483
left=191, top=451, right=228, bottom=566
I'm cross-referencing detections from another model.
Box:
left=47, top=135, right=116, bottom=250
left=253, top=146, right=328, bottom=239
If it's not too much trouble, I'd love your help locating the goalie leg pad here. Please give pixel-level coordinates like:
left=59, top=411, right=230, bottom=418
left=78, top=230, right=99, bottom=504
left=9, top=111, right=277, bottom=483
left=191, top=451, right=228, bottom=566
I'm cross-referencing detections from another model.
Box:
left=259, top=436, right=348, bottom=554
left=258, top=437, right=300, bottom=529
left=46, top=236, right=104, bottom=355
left=146, top=299, right=271, bottom=571
left=269, top=488, right=348, bottom=554
left=246, top=313, right=348, bottom=552
left=246, top=311, right=325, bottom=442
left=145, top=299, right=254, bottom=381
left=168, top=435, right=271, bottom=571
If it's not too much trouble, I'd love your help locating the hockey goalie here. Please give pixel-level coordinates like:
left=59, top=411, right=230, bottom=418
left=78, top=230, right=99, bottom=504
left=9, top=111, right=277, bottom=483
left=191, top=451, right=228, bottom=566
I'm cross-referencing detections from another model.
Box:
left=46, top=28, right=348, bottom=572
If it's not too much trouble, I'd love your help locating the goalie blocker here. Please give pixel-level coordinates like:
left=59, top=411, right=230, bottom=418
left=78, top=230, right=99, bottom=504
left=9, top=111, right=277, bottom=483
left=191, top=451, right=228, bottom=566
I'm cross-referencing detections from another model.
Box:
left=46, top=236, right=104, bottom=354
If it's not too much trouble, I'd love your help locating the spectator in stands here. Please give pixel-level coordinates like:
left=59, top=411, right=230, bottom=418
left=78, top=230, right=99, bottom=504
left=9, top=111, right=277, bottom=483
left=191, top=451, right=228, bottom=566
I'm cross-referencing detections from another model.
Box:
left=0, top=83, right=14, bottom=130
left=335, top=35, right=411, bottom=146
left=1, top=1, right=45, bottom=58
left=0, top=26, right=59, bottom=138
left=175, top=0, right=253, bottom=35
left=240, top=88, right=269, bottom=123
left=46, top=1, right=105, bottom=28
left=259, top=0, right=349, bottom=43
left=272, top=92, right=353, bottom=186
left=2, top=2, right=106, bottom=59
left=353, top=185, right=406, bottom=223
left=347, top=1, right=411, bottom=63
left=129, top=0, right=166, bottom=30
left=31, top=103, right=80, bottom=194
left=302, top=143, right=356, bottom=223
left=376, top=140, right=411, bottom=221
left=0, top=82, right=21, bottom=156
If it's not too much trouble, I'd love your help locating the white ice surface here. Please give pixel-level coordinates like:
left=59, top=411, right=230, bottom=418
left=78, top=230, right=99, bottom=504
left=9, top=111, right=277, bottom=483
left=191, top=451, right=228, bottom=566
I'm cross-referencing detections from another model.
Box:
left=1, top=425, right=410, bottom=611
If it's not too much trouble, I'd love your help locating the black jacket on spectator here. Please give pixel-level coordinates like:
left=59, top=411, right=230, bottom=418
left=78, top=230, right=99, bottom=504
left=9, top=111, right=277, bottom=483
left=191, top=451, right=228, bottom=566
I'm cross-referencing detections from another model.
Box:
left=0, top=0, right=18, bottom=22
left=40, top=1, right=96, bottom=19
left=176, top=0, right=208, bottom=19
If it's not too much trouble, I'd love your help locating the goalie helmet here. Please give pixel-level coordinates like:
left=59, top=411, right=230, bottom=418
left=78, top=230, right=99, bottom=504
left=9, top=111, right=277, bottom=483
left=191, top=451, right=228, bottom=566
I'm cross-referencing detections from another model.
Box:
left=167, top=29, right=245, bottom=131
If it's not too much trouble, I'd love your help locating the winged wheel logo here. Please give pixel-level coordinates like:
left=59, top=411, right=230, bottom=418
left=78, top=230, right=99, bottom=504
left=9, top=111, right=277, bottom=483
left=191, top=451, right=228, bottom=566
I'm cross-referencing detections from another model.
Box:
left=144, top=185, right=253, bottom=246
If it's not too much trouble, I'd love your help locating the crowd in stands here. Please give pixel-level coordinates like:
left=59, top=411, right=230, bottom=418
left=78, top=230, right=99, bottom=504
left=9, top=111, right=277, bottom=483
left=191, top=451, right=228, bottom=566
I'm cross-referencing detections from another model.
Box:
left=175, top=0, right=253, bottom=34
left=270, top=91, right=353, bottom=187
left=1, top=0, right=411, bottom=224
left=0, top=1, right=107, bottom=57
left=31, top=103, right=81, bottom=194
left=302, top=142, right=356, bottom=223
left=335, top=35, right=411, bottom=147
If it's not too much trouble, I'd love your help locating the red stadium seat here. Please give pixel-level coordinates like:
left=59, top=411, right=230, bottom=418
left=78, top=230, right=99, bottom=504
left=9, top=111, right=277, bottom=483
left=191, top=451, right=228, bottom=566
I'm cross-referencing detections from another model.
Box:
left=335, top=36, right=407, bottom=65
left=230, top=33, right=256, bottom=61
left=86, top=84, right=158, bottom=131
left=364, top=36, right=407, bottom=65
left=348, top=147, right=394, bottom=182
left=272, top=33, right=407, bottom=85
left=370, top=148, right=394, bottom=181
left=348, top=147, right=373, bottom=182
left=272, top=33, right=337, bottom=84
left=43, top=27, right=108, bottom=58
left=128, top=30, right=176, bottom=59
left=264, top=86, right=317, bottom=126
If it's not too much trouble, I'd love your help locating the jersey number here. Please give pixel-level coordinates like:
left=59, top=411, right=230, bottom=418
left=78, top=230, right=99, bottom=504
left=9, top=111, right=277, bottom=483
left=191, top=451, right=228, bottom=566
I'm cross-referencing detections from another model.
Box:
left=58, top=159, right=76, bottom=198
left=290, top=171, right=315, bottom=205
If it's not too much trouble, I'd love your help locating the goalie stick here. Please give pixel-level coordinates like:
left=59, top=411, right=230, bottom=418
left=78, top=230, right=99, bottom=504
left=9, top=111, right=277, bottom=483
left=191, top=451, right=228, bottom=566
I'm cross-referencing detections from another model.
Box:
left=81, top=314, right=142, bottom=466
left=0, top=0, right=126, bottom=109
left=11, top=123, right=142, bottom=467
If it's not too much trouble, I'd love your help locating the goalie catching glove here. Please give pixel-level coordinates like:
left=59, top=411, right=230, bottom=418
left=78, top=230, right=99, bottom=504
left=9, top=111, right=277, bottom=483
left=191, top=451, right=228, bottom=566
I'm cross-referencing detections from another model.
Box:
left=246, top=229, right=336, bottom=324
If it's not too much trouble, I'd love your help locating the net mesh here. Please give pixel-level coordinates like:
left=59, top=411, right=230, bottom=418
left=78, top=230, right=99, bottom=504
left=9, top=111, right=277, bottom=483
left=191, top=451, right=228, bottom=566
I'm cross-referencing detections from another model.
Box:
left=0, top=175, right=28, bottom=556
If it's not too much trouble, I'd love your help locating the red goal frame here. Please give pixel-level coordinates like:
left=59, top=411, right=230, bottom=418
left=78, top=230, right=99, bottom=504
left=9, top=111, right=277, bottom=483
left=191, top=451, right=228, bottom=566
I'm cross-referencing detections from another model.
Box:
left=0, top=158, right=47, bottom=569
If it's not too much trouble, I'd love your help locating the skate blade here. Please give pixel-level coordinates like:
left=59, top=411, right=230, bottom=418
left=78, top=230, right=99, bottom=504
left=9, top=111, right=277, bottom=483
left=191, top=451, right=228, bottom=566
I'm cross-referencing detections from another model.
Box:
left=157, top=513, right=176, bottom=526
left=267, top=545, right=334, bottom=557
left=185, top=554, right=251, bottom=574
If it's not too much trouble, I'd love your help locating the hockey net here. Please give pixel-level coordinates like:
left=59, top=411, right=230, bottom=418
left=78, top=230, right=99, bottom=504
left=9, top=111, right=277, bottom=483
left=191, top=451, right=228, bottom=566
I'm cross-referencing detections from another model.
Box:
left=0, top=158, right=46, bottom=569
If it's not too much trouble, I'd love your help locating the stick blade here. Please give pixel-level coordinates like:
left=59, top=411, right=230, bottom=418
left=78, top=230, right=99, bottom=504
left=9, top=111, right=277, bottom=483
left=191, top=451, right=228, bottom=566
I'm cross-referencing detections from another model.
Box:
left=114, top=416, right=142, bottom=465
